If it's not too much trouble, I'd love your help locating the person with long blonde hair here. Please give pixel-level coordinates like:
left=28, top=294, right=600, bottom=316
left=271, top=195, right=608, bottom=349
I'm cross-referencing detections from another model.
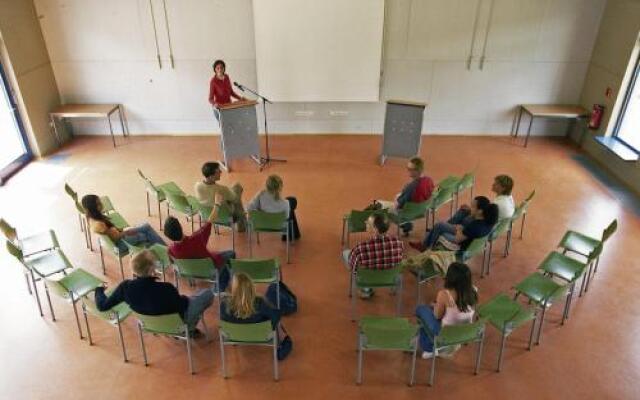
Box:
left=220, top=273, right=280, bottom=327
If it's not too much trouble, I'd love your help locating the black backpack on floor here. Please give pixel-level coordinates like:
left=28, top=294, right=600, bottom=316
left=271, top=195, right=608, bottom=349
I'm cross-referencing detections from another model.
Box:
left=266, top=281, right=298, bottom=315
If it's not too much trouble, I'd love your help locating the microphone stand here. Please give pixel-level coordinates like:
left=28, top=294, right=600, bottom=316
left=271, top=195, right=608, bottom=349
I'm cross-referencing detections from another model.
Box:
left=235, top=83, right=286, bottom=171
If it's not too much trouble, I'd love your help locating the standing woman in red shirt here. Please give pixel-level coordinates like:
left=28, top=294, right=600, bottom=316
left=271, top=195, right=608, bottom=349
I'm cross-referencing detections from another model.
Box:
left=209, top=59, right=245, bottom=122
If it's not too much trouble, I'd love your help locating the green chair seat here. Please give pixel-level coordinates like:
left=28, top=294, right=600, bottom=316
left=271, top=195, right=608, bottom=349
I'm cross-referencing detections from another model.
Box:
left=26, top=249, right=74, bottom=277
left=356, top=267, right=401, bottom=288
left=218, top=320, right=279, bottom=380
left=46, top=268, right=104, bottom=300
left=157, top=181, right=185, bottom=197
left=514, top=272, right=566, bottom=306
left=558, top=231, right=599, bottom=256
left=437, top=320, right=486, bottom=347
left=248, top=210, right=291, bottom=263
left=538, top=251, right=587, bottom=283
left=19, top=231, right=60, bottom=258
left=82, top=290, right=132, bottom=362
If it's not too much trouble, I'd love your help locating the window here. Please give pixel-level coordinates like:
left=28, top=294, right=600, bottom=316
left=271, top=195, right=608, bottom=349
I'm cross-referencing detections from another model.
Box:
left=613, top=48, right=640, bottom=152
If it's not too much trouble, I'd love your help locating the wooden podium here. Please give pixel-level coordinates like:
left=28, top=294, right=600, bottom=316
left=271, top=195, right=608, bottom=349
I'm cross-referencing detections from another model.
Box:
left=380, top=99, right=427, bottom=165
left=216, top=100, right=261, bottom=171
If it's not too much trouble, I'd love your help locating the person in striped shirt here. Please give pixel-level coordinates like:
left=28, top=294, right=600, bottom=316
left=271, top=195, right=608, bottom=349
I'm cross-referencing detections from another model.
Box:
left=347, top=213, right=404, bottom=299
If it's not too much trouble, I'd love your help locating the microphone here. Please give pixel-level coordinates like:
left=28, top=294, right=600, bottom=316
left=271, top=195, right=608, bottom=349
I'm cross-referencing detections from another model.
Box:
left=233, top=81, right=245, bottom=92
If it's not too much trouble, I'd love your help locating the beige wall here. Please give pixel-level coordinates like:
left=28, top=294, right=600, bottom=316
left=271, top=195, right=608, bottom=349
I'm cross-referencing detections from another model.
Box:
left=0, top=0, right=60, bottom=157
left=579, top=0, right=640, bottom=193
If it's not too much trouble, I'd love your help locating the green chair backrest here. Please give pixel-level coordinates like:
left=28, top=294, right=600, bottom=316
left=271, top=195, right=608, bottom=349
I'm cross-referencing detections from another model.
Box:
left=0, top=219, right=17, bottom=242
left=489, top=218, right=511, bottom=241
left=229, top=258, right=279, bottom=282
left=249, top=210, right=287, bottom=231
left=173, top=257, right=216, bottom=279
left=220, top=320, right=273, bottom=343
left=360, top=317, right=416, bottom=350
left=74, top=199, right=86, bottom=215
left=511, top=201, right=527, bottom=221
left=587, top=243, right=604, bottom=262
left=438, top=175, right=460, bottom=190
left=164, top=190, right=193, bottom=214
left=457, top=172, right=475, bottom=192
left=5, top=239, right=24, bottom=261
left=459, top=236, right=488, bottom=261
left=602, top=219, right=618, bottom=243
left=431, top=186, right=456, bottom=209
left=196, top=201, right=233, bottom=224
left=64, top=183, right=78, bottom=201
left=398, top=201, right=429, bottom=221
left=347, top=209, right=378, bottom=233
left=437, top=319, right=485, bottom=347
left=136, top=313, right=186, bottom=336
left=137, top=169, right=161, bottom=196
left=99, top=233, right=126, bottom=256
left=525, top=189, right=536, bottom=203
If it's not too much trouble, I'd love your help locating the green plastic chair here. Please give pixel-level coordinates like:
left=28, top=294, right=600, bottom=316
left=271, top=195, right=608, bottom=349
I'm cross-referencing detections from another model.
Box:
left=172, top=257, right=219, bottom=297
left=45, top=268, right=104, bottom=339
left=437, top=175, right=460, bottom=190
left=229, top=258, right=280, bottom=307
left=454, top=172, right=475, bottom=209
left=137, top=169, right=185, bottom=229
left=457, top=236, right=489, bottom=278
left=411, top=258, right=444, bottom=306
left=219, top=320, right=279, bottom=380
left=135, top=313, right=199, bottom=374
left=477, top=293, right=537, bottom=371
left=6, top=240, right=73, bottom=317
left=427, top=186, right=457, bottom=229
left=195, top=201, right=236, bottom=251
left=539, top=243, right=602, bottom=298
left=558, top=219, right=617, bottom=283
left=97, top=233, right=129, bottom=280
left=248, top=210, right=292, bottom=263
left=351, top=266, right=403, bottom=321
left=484, top=218, right=513, bottom=276
left=513, top=272, right=571, bottom=345
left=341, top=209, right=386, bottom=248
left=162, top=189, right=199, bottom=233
left=418, top=317, right=486, bottom=386
left=81, top=289, right=132, bottom=362
left=125, top=242, right=172, bottom=281
left=64, top=183, right=117, bottom=251
left=507, top=190, right=536, bottom=253
left=394, top=201, right=430, bottom=236
left=0, top=218, right=59, bottom=258
left=356, top=316, right=418, bottom=386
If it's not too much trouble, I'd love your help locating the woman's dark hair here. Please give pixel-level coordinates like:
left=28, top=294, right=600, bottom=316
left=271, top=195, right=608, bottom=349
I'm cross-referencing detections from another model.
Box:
left=212, top=59, right=226, bottom=71
left=202, top=161, right=221, bottom=178
left=163, top=216, right=183, bottom=241
left=484, top=204, right=499, bottom=226
left=444, top=262, right=477, bottom=312
left=81, top=194, right=113, bottom=228
left=474, top=196, right=491, bottom=212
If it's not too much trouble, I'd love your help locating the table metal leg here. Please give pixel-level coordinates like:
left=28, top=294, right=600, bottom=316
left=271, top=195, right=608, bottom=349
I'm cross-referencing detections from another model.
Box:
left=117, top=105, right=128, bottom=138
left=50, top=115, right=62, bottom=145
left=512, top=106, right=523, bottom=138
left=106, top=113, right=116, bottom=147
left=524, top=114, right=534, bottom=148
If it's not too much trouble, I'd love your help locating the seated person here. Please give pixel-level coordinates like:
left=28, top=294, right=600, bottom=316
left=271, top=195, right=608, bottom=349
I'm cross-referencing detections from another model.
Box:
left=247, top=174, right=300, bottom=241
left=415, top=262, right=477, bottom=359
left=219, top=272, right=288, bottom=344
left=195, top=161, right=247, bottom=232
left=378, top=156, right=434, bottom=234
left=81, top=194, right=166, bottom=253
left=492, top=174, right=515, bottom=220
left=411, top=196, right=498, bottom=252
left=345, top=213, right=404, bottom=299
left=163, top=196, right=235, bottom=291
left=95, top=250, right=213, bottom=337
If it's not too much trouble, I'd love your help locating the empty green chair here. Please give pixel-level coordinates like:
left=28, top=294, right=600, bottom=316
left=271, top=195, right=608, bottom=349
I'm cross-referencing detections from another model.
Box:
left=0, top=218, right=59, bottom=258
left=6, top=240, right=73, bottom=317
left=137, top=169, right=185, bottom=229
left=394, top=201, right=430, bottom=236
left=418, top=318, right=486, bottom=386
left=229, top=258, right=280, bottom=307
left=427, top=186, right=457, bottom=228
left=45, top=268, right=104, bottom=339
left=539, top=243, right=601, bottom=298
left=162, top=189, right=199, bottom=233
left=483, top=218, right=512, bottom=276
left=82, top=290, right=132, bottom=362
left=135, top=313, right=200, bottom=374
left=248, top=210, right=292, bottom=263
left=558, top=219, right=617, bottom=283
left=351, top=266, right=403, bottom=321
left=97, top=233, right=129, bottom=280
left=513, top=272, right=571, bottom=345
left=342, top=209, right=384, bottom=248
left=454, top=172, right=475, bottom=209
left=477, top=293, right=537, bottom=371
left=219, top=320, right=279, bottom=380
left=172, top=257, right=219, bottom=295
left=356, top=316, right=418, bottom=386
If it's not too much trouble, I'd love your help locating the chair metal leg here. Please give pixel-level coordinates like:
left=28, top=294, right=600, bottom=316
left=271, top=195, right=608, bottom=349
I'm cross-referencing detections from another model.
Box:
left=351, top=274, right=357, bottom=322
left=99, top=243, right=106, bottom=275
left=562, top=285, right=574, bottom=324
left=273, top=333, right=279, bottom=381
left=248, top=229, right=253, bottom=258
left=201, top=318, right=210, bottom=342
left=82, top=304, right=93, bottom=345
left=536, top=303, right=547, bottom=345
left=24, top=272, right=33, bottom=295
left=276, top=281, right=281, bottom=309
left=475, top=332, right=485, bottom=375
left=138, top=323, right=148, bottom=366
left=286, top=226, right=290, bottom=264
left=157, top=200, right=162, bottom=230
left=416, top=272, right=423, bottom=306
left=497, top=331, right=507, bottom=372
left=348, top=270, right=353, bottom=298
left=119, top=257, right=125, bottom=280
left=30, top=271, right=44, bottom=317
left=520, top=213, right=527, bottom=239
left=409, top=339, right=417, bottom=386
left=528, top=314, right=537, bottom=350
left=44, top=281, right=56, bottom=321
left=219, top=330, right=227, bottom=378
left=594, top=256, right=600, bottom=274
left=146, top=192, right=151, bottom=216
left=186, top=327, right=194, bottom=374
left=429, top=342, right=437, bottom=386
left=117, top=318, right=128, bottom=362
left=341, top=218, right=346, bottom=246
left=87, top=220, right=94, bottom=251
left=71, top=298, right=84, bottom=339
left=231, top=226, right=236, bottom=252
left=356, top=334, right=363, bottom=385
left=396, top=276, right=403, bottom=316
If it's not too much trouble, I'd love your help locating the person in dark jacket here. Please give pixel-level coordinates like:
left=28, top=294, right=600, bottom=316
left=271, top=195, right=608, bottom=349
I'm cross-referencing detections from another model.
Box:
left=94, top=249, right=213, bottom=337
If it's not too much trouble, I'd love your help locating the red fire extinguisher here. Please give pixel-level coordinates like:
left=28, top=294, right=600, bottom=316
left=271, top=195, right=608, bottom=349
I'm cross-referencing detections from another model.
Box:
left=589, top=104, right=605, bottom=130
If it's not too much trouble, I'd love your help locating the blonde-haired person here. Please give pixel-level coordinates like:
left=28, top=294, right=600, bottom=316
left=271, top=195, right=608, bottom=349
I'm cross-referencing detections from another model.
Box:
left=247, top=174, right=301, bottom=240
left=95, top=250, right=214, bottom=338
left=219, top=273, right=287, bottom=339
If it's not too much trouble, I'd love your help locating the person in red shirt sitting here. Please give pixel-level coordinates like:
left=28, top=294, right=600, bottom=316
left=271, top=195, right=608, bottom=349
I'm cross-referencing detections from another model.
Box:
left=163, top=198, right=235, bottom=292
left=209, top=59, right=245, bottom=121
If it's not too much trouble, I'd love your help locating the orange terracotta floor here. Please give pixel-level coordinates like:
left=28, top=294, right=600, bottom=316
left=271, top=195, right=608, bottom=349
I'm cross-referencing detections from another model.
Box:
left=0, top=134, right=637, bottom=400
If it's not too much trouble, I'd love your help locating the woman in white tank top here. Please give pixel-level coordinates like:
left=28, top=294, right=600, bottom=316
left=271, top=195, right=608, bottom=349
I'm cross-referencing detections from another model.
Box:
left=415, top=262, right=478, bottom=359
